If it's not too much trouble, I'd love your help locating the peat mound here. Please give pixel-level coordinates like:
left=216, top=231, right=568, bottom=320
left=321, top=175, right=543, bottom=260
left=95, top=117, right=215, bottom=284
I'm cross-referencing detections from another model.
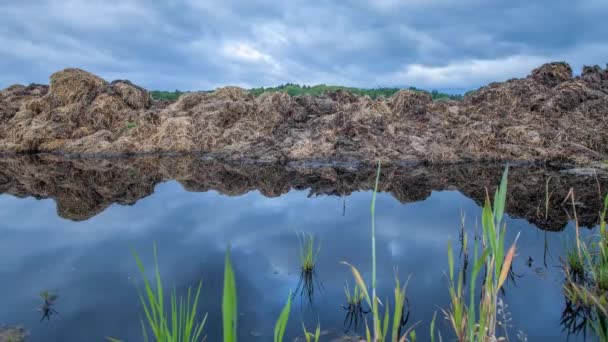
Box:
left=1, top=62, right=607, bottom=164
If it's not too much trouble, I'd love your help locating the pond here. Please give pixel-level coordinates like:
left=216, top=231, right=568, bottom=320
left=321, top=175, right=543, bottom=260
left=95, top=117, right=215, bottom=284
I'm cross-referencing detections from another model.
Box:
left=0, top=155, right=606, bottom=341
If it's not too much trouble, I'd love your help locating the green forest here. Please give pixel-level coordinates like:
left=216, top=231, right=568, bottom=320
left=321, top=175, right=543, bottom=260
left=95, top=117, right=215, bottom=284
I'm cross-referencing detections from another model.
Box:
left=150, top=84, right=463, bottom=101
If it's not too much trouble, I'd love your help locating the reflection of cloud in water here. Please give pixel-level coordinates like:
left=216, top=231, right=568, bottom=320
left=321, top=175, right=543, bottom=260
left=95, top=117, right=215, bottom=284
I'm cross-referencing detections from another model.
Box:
left=0, top=174, right=592, bottom=341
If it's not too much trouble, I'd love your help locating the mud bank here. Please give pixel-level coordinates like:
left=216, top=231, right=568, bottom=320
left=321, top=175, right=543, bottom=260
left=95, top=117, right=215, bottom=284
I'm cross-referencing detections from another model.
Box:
left=1, top=63, right=607, bottom=164
left=0, top=154, right=606, bottom=230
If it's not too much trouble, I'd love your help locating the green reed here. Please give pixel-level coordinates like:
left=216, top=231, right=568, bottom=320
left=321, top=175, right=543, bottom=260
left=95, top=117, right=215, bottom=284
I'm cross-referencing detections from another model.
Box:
left=342, top=162, right=417, bottom=341
left=344, top=280, right=365, bottom=307
left=562, top=192, right=608, bottom=339
left=298, top=232, right=320, bottom=273
left=129, top=244, right=207, bottom=342
left=302, top=321, right=321, bottom=342
left=441, top=166, right=520, bottom=342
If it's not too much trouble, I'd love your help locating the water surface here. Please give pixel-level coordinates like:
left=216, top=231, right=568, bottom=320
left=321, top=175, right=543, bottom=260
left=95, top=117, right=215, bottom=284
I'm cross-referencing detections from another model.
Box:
left=0, top=156, right=606, bottom=341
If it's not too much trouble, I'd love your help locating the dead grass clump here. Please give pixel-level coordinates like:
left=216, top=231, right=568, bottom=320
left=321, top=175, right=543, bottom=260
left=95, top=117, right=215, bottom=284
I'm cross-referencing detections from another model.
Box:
left=0, top=85, right=49, bottom=124
left=500, top=125, right=543, bottom=146
left=168, top=92, right=208, bottom=112
left=222, top=112, right=284, bottom=149
left=544, top=81, right=603, bottom=112
left=71, top=126, right=94, bottom=139
left=294, top=95, right=337, bottom=116
left=13, top=119, right=64, bottom=152
left=212, top=86, right=252, bottom=101
left=257, top=91, right=293, bottom=117
left=85, top=94, right=128, bottom=129
left=326, top=89, right=359, bottom=104
left=287, top=136, right=335, bottom=160
left=153, top=117, right=195, bottom=152
left=530, top=62, right=573, bottom=88
left=25, top=98, right=48, bottom=115
left=47, top=68, right=107, bottom=107
left=581, top=65, right=607, bottom=86
left=465, top=80, right=544, bottom=118
left=457, top=123, right=496, bottom=153
left=110, top=80, right=151, bottom=110
left=389, top=90, right=432, bottom=119
left=62, top=130, right=113, bottom=153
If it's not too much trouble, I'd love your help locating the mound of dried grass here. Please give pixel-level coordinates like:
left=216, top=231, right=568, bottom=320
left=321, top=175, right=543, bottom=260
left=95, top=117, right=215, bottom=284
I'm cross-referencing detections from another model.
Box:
left=47, top=68, right=107, bottom=107
left=153, top=117, right=195, bottom=152
left=1, top=62, right=607, bottom=165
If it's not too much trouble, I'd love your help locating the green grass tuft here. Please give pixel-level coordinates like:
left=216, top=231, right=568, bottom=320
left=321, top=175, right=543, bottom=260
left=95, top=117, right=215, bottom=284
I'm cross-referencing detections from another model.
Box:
left=297, top=232, right=320, bottom=273
left=132, top=244, right=207, bottom=342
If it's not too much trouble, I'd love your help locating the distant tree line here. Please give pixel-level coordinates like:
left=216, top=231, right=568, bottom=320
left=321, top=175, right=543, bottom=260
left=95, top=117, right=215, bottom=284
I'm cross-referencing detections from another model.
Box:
left=150, top=84, right=463, bottom=101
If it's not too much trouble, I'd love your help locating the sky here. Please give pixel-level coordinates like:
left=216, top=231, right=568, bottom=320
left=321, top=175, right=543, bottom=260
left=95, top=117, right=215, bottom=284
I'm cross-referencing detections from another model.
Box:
left=1, top=0, right=607, bottom=92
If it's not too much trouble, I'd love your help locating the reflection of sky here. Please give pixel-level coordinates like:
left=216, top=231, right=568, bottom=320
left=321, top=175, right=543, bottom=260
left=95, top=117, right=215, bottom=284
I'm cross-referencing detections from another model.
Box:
left=0, top=180, right=589, bottom=341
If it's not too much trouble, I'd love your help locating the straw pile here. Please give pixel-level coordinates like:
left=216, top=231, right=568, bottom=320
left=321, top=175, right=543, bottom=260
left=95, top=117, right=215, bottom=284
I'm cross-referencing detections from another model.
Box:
left=1, top=62, right=607, bottom=164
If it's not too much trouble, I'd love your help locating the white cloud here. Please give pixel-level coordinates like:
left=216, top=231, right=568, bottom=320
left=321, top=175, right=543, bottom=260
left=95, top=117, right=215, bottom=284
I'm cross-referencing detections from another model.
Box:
left=384, top=55, right=550, bottom=88
left=1, top=0, right=607, bottom=90
left=222, top=42, right=280, bottom=70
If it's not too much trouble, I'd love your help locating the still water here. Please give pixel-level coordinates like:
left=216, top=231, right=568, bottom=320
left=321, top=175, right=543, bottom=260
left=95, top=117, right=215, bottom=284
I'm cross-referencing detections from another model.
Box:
left=0, top=155, right=606, bottom=341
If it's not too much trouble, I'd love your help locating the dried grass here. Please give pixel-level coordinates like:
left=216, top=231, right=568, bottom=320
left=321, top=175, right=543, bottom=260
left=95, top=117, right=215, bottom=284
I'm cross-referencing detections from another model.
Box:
left=1, top=63, right=607, bottom=165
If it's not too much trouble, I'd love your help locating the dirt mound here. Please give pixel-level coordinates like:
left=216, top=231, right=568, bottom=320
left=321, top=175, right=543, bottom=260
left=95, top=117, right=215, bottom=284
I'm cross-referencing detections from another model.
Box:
left=1, top=62, right=607, bottom=165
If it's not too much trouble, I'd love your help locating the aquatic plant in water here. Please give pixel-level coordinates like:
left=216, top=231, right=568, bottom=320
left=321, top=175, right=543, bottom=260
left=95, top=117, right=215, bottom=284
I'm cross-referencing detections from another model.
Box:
left=222, top=245, right=294, bottom=342
left=302, top=321, right=321, bottom=342
left=440, top=165, right=521, bottom=342
left=295, top=232, right=323, bottom=305
left=114, top=244, right=295, bottom=342
left=561, top=192, right=608, bottom=339
left=342, top=162, right=417, bottom=342
left=133, top=244, right=206, bottom=342
left=38, top=290, right=59, bottom=321
left=342, top=281, right=370, bottom=333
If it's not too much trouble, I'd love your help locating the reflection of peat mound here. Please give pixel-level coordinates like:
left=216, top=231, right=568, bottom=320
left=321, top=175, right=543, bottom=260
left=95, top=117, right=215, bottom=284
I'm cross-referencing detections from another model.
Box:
left=1, top=63, right=608, bottom=164
left=0, top=155, right=606, bottom=231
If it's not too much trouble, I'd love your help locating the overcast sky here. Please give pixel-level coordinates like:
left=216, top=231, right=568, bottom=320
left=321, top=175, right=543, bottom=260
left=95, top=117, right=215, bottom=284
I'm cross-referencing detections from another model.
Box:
left=1, top=0, right=607, bottom=92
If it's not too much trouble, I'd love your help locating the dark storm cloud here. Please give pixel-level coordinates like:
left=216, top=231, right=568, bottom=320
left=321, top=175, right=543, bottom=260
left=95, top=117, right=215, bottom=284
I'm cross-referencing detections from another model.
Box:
left=0, top=0, right=606, bottom=91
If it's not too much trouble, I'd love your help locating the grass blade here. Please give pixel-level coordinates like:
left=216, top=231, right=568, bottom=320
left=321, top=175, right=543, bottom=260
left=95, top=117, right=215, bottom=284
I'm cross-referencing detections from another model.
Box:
left=341, top=262, right=372, bottom=308
left=223, top=247, right=238, bottom=342
left=274, top=291, right=292, bottom=342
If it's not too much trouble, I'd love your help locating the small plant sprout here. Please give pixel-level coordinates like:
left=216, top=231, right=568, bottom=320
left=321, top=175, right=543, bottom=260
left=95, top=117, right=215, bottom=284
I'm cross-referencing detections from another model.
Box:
left=131, top=244, right=207, bottom=342
left=298, top=232, right=320, bottom=273
left=38, top=290, right=59, bottom=321
left=342, top=280, right=369, bottom=332
left=302, top=321, right=321, bottom=342
left=295, top=232, right=323, bottom=305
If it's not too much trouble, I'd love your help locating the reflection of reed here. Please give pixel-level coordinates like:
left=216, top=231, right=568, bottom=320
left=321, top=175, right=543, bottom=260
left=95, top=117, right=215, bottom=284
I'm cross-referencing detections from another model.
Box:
left=560, top=297, right=601, bottom=339
left=294, top=268, right=324, bottom=307
left=341, top=281, right=369, bottom=333
left=38, top=290, right=58, bottom=321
